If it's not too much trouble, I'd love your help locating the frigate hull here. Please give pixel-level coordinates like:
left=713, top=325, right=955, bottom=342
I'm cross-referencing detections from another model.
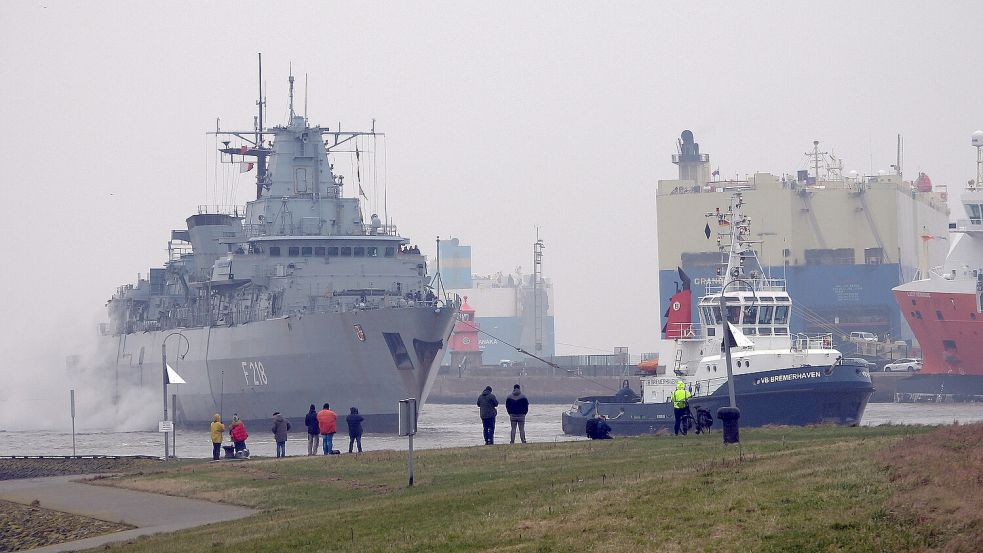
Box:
left=102, top=305, right=457, bottom=432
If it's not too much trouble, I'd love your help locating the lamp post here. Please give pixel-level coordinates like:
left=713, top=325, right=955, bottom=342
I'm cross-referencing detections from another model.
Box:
left=717, top=278, right=756, bottom=444
left=161, top=332, right=190, bottom=460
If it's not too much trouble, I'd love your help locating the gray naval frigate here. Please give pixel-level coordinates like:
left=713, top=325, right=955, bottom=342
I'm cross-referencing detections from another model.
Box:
left=102, top=67, right=459, bottom=431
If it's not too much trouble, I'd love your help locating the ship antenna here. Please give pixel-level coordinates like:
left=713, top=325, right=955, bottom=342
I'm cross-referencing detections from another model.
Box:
left=256, top=53, right=267, bottom=200
left=304, top=73, right=308, bottom=125
left=288, top=63, right=295, bottom=120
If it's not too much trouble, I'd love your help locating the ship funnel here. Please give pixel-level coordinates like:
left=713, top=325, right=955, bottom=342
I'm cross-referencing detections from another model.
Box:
left=672, top=130, right=711, bottom=187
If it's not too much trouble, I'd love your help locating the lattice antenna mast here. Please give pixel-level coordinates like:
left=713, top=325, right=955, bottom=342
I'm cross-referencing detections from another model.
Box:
left=533, top=228, right=545, bottom=354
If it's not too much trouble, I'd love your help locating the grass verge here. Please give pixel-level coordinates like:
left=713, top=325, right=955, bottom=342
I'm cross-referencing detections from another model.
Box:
left=89, top=424, right=976, bottom=553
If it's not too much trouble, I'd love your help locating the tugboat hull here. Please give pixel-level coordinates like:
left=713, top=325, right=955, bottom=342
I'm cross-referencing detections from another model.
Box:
left=562, top=364, right=873, bottom=436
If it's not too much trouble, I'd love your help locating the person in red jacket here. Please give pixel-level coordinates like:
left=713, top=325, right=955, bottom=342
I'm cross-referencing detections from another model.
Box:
left=316, top=403, right=337, bottom=455
left=229, top=414, right=249, bottom=455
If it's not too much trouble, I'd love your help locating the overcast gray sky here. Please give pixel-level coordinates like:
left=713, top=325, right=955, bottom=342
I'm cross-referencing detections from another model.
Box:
left=2, top=0, right=982, bottom=376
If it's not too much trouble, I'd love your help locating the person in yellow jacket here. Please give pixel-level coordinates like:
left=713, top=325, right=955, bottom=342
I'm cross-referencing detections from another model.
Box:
left=210, top=414, right=225, bottom=460
left=671, top=381, right=693, bottom=436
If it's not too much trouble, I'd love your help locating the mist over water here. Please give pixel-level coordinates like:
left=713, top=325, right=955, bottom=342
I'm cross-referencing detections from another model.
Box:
left=0, top=308, right=159, bottom=433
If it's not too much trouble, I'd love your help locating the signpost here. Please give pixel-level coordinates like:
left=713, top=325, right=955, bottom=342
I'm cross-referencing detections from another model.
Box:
left=398, top=398, right=418, bottom=487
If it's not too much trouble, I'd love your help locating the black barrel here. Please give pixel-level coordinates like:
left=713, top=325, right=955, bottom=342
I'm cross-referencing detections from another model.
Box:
left=716, top=407, right=741, bottom=444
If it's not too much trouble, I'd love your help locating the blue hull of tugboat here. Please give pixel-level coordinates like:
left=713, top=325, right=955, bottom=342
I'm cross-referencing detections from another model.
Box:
left=561, top=364, right=874, bottom=436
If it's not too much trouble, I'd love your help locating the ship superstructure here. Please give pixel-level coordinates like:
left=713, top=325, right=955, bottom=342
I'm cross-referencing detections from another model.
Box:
left=442, top=237, right=556, bottom=365
left=102, top=60, right=459, bottom=429
left=893, top=132, right=983, bottom=383
left=658, top=131, right=950, bottom=344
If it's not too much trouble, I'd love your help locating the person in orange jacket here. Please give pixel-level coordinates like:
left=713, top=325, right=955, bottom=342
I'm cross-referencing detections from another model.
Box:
left=316, top=403, right=337, bottom=455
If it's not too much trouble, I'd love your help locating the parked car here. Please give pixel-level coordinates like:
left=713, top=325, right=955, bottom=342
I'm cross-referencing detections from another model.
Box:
left=849, top=332, right=878, bottom=342
left=842, top=357, right=873, bottom=369
left=883, top=358, right=922, bottom=372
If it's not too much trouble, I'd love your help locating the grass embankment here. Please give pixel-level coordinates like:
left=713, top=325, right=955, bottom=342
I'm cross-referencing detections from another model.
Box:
left=91, top=425, right=981, bottom=553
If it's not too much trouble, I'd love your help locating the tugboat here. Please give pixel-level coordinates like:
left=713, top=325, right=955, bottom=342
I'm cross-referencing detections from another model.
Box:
left=562, top=193, right=873, bottom=436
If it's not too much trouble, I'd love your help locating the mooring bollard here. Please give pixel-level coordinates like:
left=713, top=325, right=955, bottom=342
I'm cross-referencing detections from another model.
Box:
left=717, top=406, right=741, bottom=444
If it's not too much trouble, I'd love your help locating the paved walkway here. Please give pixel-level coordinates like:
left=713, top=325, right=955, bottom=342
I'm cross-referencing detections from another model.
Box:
left=0, top=475, right=255, bottom=552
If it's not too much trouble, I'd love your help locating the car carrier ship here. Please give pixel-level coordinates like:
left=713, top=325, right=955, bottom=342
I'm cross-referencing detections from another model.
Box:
left=658, top=131, right=950, bottom=346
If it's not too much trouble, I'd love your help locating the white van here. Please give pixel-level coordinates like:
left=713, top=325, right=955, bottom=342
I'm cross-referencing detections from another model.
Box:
left=849, top=332, right=877, bottom=342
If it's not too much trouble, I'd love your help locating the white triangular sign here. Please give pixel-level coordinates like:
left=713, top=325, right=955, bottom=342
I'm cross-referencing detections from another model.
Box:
left=165, top=364, right=187, bottom=384
left=727, top=322, right=755, bottom=348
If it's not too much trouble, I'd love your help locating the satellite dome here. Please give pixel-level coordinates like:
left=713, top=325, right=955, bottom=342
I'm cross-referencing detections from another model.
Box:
left=972, top=130, right=983, bottom=147
left=681, top=130, right=694, bottom=143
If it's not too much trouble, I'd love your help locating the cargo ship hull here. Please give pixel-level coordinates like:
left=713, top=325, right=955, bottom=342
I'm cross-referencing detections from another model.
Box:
left=101, top=306, right=457, bottom=431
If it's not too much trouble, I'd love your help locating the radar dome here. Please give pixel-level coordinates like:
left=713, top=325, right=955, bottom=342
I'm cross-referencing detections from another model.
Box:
left=972, top=130, right=983, bottom=147
left=681, top=130, right=694, bottom=143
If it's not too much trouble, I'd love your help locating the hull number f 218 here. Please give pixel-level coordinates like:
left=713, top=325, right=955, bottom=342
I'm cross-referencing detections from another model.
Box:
left=241, top=361, right=269, bottom=386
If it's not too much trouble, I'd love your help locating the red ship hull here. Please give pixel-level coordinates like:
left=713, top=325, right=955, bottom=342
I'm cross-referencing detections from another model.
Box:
left=894, top=289, right=983, bottom=375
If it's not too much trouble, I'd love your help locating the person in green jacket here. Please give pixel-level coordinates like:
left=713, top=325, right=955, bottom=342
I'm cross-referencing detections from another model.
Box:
left=672, top=381, right=692, bottom=436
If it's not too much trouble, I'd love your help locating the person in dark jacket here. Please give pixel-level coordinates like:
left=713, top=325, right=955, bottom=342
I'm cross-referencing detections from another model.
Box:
left=271, top=411, right=292, bottom=458
left=505, top=384, right=529, bottom=444
left=304, top=404, right=320, bottom=456
left=346, top=407, right=364, bottom=453
left=585, top=414, right=612, bottom=440
left=476, top=386, right=499, bottom=445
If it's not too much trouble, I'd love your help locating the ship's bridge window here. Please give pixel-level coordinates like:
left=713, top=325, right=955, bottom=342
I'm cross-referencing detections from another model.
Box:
left=301, top=247, right=313, bottom=257
left=384, top=247, right=395, bottom=257
left=757, top=305, right=774, bottom=325
left=757, top=296, right=774, bottom=302
left=328, top=246, right=339, bottom=256
left=742, top=305, right=758, bottom=323
left=774, top=305, right=790, bottom=325
left=341, top=247, right=352, bottom=256
left=968, top=203, right=982, bottom=223
left=759, top=328, right=772, bottom=336
left=726, top=305, right=741, bottom=324
left=701, top=306, right=715, bottom=325
left=353, top=247, right=366, bottom=257
left=288, top=246, right=300, bottom=256
left=743, top=327, right=756, bottom=336
left=314, top=246, right=326, bottom=256
left=269, top=246, right=281, bottom=257
left=367, top=246, right=378, bottom=257
left=707, top=306, right=721, bottom=324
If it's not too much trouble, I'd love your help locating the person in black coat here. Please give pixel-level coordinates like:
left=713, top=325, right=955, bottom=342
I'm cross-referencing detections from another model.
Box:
left=585, top=415, right=612, bottom=439
left=476, top=386, right=499, bottom=445
left=304, top=404, right=320, bottom=456
left=505, top=384, right=529, bottom=444
left=346, top=407, right=365, bottom=453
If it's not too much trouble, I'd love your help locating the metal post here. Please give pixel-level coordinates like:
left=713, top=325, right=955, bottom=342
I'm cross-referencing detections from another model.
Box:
left=162, top=344, right=169, bottom=460
left=407, top=433, right=414, bottom=487
left=720, top=293, right=737, bottom=409
left=70, top=389, right=76, bottom=457
left=172, top=394, right=177, bottom=458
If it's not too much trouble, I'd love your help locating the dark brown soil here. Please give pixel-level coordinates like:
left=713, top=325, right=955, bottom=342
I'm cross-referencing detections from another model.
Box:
left=0, top=499, right=132, bottom=552
left=0, top=457, right=159, bottom=481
